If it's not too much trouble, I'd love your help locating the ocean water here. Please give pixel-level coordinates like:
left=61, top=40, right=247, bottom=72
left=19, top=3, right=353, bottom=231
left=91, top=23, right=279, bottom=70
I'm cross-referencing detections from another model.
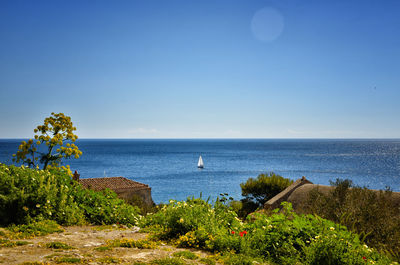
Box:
left=1, top=139, right=400, bottom=204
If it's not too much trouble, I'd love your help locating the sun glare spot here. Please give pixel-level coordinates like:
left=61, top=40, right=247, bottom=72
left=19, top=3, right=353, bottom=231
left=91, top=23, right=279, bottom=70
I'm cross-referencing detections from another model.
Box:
left=251, top=7, right=284, bottom=42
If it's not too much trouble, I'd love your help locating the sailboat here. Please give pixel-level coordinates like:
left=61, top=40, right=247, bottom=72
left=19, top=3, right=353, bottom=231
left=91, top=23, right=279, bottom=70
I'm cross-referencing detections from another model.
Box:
left=197, top=155, right=204, bottom=169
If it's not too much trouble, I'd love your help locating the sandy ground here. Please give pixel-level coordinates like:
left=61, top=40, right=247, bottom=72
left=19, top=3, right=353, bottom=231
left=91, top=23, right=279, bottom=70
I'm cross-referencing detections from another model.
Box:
left=0, top=226, right=212, bottom=265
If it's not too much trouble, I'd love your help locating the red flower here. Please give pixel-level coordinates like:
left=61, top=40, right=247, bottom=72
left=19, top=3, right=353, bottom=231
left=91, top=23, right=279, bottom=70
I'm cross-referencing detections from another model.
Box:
left=239, top=232, right=244, bottom=237
left=362, top=256, right=367, bottom=261
left=231, top=231, right=235, bottom=235
left=243, top=230, right=248, bottom=235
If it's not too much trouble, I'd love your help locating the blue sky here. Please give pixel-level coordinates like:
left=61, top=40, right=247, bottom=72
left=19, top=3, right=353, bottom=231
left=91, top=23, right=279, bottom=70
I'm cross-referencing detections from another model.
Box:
left=1, top=0, right=399, bottom=138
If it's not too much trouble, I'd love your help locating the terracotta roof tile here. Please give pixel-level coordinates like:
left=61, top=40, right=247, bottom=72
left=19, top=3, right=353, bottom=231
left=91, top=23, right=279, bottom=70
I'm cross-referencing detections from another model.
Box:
left=79, top=177, right=150, bottom=192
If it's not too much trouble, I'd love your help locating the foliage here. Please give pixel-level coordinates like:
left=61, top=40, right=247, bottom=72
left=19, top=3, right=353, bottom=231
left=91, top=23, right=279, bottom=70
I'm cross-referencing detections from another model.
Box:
left=95, top=245, right=113, bottom=252
left=298, top=178, right=400, bottom=261
left=240, top=172, right=293, bottom=216
left=13, top=112, right=82, bottom=175
left=106, top=238, right=159, bottom=249
left=141, top=198, right=393, bottom=265
left=0, top=238, right=29, bottom=248
left=0, top=163, right=140, bottom=226
left=198, top=257, right=216, bottom=265
left=45, top=241, right=73, bottom=249
left=55, top=257, right=81, bottom=263
left=150, top=257, right=187, bottom=265
left=139, top=197, right=243, bottom=249
left=172, top=250, right=198, bottom=260
left=220, top=253, right=266, bottom=265
left=5, top=220, right=63, bottom=239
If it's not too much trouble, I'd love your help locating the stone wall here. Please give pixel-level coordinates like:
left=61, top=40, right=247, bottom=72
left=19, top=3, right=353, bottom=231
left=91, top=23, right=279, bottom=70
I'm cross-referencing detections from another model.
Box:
left=114, top=187, right=154, bottom=206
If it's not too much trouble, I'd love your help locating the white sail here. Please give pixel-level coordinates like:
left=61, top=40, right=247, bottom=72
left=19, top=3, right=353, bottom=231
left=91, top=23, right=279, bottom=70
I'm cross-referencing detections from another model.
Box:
left=197, top=155, right=204, bottom=168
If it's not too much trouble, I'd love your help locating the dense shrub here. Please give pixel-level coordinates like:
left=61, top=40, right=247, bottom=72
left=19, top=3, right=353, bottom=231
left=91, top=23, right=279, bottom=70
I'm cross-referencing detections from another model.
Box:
left=140, top=197, right=242, bottom=248
left=239, top=172, right=293, bottom=216
left=141, top=197, right=393, bottom=264
left=299, top=178, right=400, bottom=261
left=0, top=163, right=140, bottom=226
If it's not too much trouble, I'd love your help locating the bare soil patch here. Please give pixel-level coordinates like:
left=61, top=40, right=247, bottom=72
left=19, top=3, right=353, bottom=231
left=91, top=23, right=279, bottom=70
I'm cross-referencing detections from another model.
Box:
left=0, top=225, right=212, bottom=265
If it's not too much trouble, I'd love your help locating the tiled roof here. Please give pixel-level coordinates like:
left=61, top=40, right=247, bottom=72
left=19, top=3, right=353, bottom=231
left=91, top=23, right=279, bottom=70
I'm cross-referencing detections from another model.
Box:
left=79, top=177, right=150, bottom=192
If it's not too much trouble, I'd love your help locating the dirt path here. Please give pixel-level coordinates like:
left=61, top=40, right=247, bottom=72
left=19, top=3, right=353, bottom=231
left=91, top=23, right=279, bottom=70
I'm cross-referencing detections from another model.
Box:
left=0, top=225, right=212, bottom=265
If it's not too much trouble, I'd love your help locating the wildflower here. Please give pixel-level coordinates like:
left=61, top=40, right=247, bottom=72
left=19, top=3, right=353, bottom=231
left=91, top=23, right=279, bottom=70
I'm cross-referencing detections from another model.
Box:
left=239, top=231, right=247, bottom=237
left=23, top=206, right=28, bottom=211
left=363, top=256, right=367, bottom=261
left=179, top=218, right=184, bottom=224
left=231, top=231, right=235, bottom=235
left=36, top=204, right=41, bottom=208
left=329, top=227, right=335, bottom=231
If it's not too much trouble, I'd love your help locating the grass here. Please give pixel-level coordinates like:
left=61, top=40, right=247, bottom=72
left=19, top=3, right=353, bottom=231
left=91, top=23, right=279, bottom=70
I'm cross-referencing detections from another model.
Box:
left=172, top=250, right=198, bottom=260
left=107, top=238, right=159, bottom=249
left=199, top=257, right=216, bottom=265
left=0, top=238, right=30, bottom=248
left=5, top=220, right=63, bottom=239
left=95, top=245, right=113, bottom=252
left=45, top=241, right=73, bottom=249
left=55, top=257, right=81, bottom=263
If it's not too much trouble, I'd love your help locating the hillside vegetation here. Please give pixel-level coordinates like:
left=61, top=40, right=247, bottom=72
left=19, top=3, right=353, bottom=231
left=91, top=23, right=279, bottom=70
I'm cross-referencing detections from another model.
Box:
left=0, top=163, right=140, bottom=226
left=0, top=164, right=398, bottom=265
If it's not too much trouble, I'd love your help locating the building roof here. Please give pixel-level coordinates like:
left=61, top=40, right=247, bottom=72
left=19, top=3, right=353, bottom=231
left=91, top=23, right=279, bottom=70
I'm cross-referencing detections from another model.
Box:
left=79, top=177, right=150, bottom=192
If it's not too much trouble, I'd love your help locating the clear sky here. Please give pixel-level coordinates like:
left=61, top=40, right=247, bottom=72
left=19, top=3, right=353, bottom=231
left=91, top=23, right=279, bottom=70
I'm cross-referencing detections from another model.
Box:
left=1, top=0, right=399, bottom=138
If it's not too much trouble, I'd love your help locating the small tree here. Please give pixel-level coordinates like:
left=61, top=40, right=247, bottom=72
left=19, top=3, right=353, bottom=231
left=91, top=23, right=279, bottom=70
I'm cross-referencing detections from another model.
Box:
left=13, top=112, right=82, bottom=175
left=240, top=172, right=293, bottom=215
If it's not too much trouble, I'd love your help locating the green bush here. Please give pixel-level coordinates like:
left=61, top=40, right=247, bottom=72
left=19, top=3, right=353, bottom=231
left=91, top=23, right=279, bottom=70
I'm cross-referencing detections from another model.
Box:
left=140, top=197, right=242, bottom=244
left=240, top=172, right=293, bottom=216
left=6, top=220, right=63, bottom=239
left=299, top=179, right=400, bottom=261
left=0, top=163, right=140, bottom=226
left=141, top=198, right=393, bottom=265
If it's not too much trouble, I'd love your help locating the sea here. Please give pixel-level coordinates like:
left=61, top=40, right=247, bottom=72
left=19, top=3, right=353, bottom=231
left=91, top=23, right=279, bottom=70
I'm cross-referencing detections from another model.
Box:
left=1, top=139, right=400, bottom=204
